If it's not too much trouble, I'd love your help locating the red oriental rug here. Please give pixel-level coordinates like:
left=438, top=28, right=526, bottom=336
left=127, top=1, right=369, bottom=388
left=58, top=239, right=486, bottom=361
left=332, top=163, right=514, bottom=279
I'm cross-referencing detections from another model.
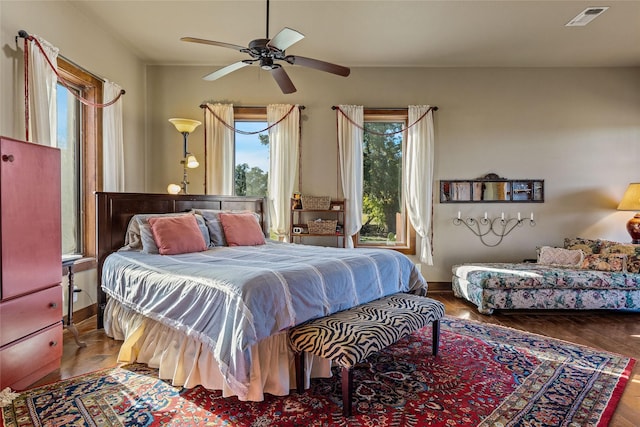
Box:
left=2, top=316, right=634, bottom=426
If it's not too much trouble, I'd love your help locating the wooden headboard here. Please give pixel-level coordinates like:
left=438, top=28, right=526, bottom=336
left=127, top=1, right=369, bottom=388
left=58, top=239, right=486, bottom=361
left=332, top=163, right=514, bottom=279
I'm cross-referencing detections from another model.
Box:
left=95, top=192, right=268, bottom=328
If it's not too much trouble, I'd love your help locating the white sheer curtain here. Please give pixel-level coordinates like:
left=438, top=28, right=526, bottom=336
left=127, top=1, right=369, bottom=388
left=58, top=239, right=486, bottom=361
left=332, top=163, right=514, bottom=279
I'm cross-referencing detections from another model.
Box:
left=405, top=105, right=435, bottom=264
left=102, top=81, right=125, bottom=191
left=267, top=104, right=300, bottom=241
left=337, top=105, right=364, bottom=248
left=205, top=103, right=234, bottom=195
left=27, top=35, right=58, bottom=146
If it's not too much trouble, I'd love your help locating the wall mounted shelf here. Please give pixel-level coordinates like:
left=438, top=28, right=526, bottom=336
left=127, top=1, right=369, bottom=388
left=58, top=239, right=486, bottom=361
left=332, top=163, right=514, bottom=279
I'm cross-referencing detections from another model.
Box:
left=440, top=173, right=544, bottom=203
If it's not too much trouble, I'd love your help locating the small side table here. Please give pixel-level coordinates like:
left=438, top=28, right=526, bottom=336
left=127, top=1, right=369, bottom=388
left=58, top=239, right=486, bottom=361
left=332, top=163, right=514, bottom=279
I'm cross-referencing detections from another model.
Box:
left=62, top=255, right=87, bottom=348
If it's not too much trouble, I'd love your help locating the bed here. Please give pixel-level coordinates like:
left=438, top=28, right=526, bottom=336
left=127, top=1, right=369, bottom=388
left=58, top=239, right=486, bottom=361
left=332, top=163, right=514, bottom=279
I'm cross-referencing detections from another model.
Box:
left=96, top=192, right=428, bottom=401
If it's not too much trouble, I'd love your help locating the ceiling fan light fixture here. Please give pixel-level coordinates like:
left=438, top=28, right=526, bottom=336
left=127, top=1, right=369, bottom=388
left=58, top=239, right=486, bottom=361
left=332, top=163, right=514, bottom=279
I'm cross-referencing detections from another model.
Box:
left=260, top=57, right=275, bottom=70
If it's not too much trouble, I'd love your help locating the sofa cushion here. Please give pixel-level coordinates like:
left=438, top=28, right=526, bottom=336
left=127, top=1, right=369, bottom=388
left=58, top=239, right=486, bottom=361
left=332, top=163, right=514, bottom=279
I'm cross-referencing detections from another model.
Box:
left=564, top=237, right=601, bottom=254
left=452, top=262, right=640, bottom=291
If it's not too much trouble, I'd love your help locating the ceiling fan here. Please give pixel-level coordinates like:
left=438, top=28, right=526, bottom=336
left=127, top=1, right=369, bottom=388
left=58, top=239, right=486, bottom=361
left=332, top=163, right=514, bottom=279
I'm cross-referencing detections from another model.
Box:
left=181, top=0, right=350, bottom=94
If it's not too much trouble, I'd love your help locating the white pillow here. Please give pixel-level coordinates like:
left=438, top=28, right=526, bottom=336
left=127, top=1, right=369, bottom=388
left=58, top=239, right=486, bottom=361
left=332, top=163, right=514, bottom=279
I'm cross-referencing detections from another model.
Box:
left=537, top=246, right=584, bottom=266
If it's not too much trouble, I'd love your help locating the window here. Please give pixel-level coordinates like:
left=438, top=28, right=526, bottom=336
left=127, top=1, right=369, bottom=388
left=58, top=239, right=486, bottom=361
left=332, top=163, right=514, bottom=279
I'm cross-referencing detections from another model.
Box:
left=356, top=110, right=415, bottom=254
left=57, top=81, right=81, bottom=254
left=56, top=58, right=101, bottom=270
left=233, top=108, right=268, bottom=197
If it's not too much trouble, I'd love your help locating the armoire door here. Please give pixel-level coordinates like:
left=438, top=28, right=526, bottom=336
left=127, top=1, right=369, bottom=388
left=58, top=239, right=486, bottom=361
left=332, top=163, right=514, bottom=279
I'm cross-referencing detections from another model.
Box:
left=0, top=137, right=61, bottom=300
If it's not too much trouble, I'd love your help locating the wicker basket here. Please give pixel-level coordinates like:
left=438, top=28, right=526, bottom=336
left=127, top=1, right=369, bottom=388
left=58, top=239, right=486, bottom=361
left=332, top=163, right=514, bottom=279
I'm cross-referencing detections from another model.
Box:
left=301, top=195, right=331, bottom=210
left=307, top=219, right=338, bottom=234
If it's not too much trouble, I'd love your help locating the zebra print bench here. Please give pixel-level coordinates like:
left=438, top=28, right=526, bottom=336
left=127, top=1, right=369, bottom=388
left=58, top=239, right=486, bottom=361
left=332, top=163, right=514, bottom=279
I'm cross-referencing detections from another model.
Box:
left=288, top=293, right=445, bottom=417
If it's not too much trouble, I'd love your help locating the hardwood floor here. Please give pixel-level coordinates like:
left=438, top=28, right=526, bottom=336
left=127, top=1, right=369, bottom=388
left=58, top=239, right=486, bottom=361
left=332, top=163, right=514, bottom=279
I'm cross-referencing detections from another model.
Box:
left=32, top=292, right=639, bottom=426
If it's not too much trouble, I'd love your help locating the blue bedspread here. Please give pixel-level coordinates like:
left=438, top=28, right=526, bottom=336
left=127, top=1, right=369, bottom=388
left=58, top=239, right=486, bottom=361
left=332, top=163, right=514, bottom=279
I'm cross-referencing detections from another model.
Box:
left=101, top=241, right=427, bottom=398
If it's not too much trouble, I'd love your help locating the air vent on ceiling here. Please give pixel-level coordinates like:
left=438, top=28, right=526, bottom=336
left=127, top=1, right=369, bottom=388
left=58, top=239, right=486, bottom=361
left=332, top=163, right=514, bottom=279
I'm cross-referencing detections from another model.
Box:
left=566, top=6, right=609, bottom=27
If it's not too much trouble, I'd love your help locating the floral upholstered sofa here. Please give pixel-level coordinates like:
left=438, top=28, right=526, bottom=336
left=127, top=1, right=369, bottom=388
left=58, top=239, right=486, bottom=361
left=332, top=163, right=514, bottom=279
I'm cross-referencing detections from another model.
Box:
left=452, top=238, right=640, bottom=314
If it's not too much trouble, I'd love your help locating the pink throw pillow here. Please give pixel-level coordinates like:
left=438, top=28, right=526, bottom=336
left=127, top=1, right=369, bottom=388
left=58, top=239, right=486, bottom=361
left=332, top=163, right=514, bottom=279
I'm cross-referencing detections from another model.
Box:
left=148, top=214, right=207, bottom=255
left=218, top=212, right=266, bottom=246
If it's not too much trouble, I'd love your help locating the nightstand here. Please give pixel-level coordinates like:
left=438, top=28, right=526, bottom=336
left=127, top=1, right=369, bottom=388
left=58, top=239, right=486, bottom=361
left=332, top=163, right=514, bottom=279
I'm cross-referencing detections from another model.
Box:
left=62, top=255, right=87, bottom=348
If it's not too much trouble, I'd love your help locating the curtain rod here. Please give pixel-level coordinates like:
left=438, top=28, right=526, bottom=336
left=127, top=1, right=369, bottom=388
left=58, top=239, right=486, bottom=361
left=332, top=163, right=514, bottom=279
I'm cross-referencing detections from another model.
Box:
left=16, top=29, right=106, bottom=83
left=331, top=106, right=438, bottom=111
left=200, top=104, right=305, bottom=110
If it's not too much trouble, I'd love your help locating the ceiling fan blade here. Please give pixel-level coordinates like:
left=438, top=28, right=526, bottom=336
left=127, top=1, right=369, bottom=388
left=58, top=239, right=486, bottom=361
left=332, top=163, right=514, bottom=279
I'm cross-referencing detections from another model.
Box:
left=284, top=55, right=351, bottom=77
left=267, top=27, right=304, bottom=51
left=270, top=66, right=296, bottom=94
left=203, top=61, right=250, bottom=81
left=181, top=37, right=247, bottom=52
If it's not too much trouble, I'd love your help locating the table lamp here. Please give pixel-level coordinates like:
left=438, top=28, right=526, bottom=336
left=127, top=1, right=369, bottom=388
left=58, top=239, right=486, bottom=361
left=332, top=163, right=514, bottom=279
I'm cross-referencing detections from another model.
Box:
left=617, top=183, right=640, bottom=243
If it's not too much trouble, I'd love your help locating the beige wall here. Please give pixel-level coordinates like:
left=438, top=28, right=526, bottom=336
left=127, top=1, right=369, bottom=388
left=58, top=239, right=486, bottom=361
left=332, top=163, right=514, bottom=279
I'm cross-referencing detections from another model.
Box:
left=2, top=1, right=639, bottom=293
left=148, top=65, right=640, bottom=281
left=1, top=1, right=147, bottom=310
left=1, top=0, right=147, bottom=191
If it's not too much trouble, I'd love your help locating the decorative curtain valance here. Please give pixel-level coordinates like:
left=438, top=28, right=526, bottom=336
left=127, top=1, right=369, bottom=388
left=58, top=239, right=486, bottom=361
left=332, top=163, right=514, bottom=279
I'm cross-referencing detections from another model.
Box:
left=267, top=105, right=300, bottom=241
left=200, top=103, right=298, bottom=135
left=405, top=105, right=435, bottom=265
left=202, top=103, right=301, bottom=240
left=203, top=103, right=235, bottom=195
left=336, top=105, right=364, bottom=248
left=335, top=104, right=437, bottom=261
left=333, top=105, right=437, bottom=137
left=103, top=81, right=125, bottom=191
left=17, top=30, right=125, bottom=142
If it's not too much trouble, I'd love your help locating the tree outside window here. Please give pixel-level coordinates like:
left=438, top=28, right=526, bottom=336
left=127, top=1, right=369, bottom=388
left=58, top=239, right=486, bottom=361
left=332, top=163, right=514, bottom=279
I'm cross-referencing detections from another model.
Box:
left=357, top=111, right=414, bottom=254
left=234, top=121, right=269, bottom=197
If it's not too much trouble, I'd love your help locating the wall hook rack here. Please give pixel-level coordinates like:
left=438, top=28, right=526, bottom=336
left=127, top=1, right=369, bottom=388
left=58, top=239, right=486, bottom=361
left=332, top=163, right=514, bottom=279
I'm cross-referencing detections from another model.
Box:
left=453, top=213, right=535, bottom=247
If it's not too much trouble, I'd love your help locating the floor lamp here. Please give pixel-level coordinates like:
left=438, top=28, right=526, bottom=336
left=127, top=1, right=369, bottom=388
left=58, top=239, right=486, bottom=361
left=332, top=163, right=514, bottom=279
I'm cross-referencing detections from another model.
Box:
left=167, top=118, right=201, bottom=194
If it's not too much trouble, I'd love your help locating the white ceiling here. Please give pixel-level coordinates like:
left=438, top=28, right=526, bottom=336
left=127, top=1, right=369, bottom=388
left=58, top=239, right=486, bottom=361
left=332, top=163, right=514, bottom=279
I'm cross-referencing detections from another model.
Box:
left=68, top=0, right=640, bottom=69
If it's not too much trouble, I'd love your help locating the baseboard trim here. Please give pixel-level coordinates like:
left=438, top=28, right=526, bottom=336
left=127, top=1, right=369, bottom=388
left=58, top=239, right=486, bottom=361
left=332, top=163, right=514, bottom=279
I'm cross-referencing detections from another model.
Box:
left=64, top=303, right=97, bottom=325
left=427, top=281, right=453, bottom=292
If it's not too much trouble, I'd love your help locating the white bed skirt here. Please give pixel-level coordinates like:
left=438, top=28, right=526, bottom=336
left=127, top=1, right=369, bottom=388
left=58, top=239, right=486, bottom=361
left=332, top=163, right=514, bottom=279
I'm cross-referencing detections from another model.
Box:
left=103, top=299, right=332, bottom=401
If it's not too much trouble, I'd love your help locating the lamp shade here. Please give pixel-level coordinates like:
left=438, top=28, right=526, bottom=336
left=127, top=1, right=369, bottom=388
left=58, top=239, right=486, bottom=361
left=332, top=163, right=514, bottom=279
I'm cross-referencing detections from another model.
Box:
left=617, top=183, right=640, bottom=211
left=186, top=155, right=199, bottom=169
left=618, top=183, right=640, bottom=244
left=167, top=184, right=181, bottom=194
left=169, top=118, right=201, bottom=134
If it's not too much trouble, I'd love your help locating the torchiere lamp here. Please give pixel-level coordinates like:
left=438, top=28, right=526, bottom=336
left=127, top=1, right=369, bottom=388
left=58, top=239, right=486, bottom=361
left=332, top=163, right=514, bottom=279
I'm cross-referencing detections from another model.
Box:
left=167, top=118, right=201, bottom=194
left=617, top=183, right=640, bottom=243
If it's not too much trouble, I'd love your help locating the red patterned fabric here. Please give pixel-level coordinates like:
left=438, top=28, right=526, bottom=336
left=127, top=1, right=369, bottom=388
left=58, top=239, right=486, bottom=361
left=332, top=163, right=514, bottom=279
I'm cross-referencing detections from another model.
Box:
left=2, top=316, right=633, bottom=426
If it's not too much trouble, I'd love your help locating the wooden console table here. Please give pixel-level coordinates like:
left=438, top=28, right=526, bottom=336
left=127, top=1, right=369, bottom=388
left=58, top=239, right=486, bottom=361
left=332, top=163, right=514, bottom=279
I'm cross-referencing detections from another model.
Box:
left=62, top=255, right=87, bottom=348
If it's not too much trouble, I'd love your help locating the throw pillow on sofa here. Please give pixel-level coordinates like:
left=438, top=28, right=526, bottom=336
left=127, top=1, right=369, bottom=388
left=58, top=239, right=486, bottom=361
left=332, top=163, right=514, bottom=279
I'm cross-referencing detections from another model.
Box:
left=599, top=240, right=640, bottom=273
left=580, top=253, right=627, bottom=272
left=537, top=246, right=584, bottom=266
left=563, top=237, right=601, bottom=254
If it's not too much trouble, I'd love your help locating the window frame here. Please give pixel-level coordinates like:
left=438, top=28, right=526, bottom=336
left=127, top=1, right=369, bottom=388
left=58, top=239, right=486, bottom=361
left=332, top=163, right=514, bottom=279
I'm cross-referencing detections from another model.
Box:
left=56, top=58, right=101, bottom=272
left=355, top=109, right=415, bottom=255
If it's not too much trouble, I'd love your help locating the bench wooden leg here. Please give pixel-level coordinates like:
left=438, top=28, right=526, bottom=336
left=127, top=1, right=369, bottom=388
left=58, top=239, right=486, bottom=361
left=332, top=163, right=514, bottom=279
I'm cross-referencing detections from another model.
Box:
left=432, top=319, right=440, bottom=356
left=341, top=366, right=353, bottom=417
left=295, top=352, right=305, bottom=393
